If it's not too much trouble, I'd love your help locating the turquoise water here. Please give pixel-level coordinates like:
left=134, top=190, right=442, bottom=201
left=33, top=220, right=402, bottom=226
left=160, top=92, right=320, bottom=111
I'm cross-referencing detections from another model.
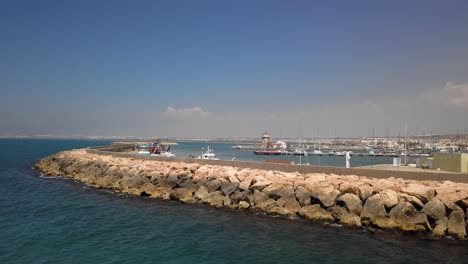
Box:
left=173, top=141, right=394, bottom=167
left=0, top=139, right=467, bottom=263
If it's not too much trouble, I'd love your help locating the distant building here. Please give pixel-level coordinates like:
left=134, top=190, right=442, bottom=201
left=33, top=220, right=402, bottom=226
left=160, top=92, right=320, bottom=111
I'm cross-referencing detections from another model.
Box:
left=432, top=153, right=468, bottom=173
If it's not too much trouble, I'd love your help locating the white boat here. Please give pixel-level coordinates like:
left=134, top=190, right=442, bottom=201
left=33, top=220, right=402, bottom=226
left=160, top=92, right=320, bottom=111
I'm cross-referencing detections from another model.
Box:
left=137, top=144, right=151, bottom=156
left=292, top=148, right=308, bottom=156
left=335, top=151, right=346, bottom=156
left=138, top=150, right=150, bottom=156
left=150, top=151, right=175, bottom=158
left=311, top=150, right=323, bottom=155
left=197, top=146, right=219, bottom=160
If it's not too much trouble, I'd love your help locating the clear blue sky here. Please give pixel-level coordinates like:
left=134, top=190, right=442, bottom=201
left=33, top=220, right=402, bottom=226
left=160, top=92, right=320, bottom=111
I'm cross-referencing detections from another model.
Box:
left=1, top=0, right=468, bottom=137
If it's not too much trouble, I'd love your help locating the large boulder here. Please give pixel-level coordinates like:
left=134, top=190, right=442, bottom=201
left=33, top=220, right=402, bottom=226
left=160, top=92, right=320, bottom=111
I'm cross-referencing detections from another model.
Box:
left=295, top=186, right=311, bottom=207
left=340, top=212, right=362, bottom=227
left=311, top=186, right=340, bottom=208
left=194, top=186, right=209, bottom=200
left=389, top=201, right=431, bottom=231
left=338, top=182, right=359, bottom=195
left=238, top=201, right=250, bottom=210
left=205, top=179, right=222, bottom=192
left=298, top=205, right=334, bottom=222
left=151, top=186, right=172, bottom=200
left=164, top=173, right=180, bottom=187
left=230, top=190, right=250, bottom=203
left=250, top=178, right=272, bottom=191
left=389, top=201, right=417, bottom=218
left=253, top=190, right=269, bottom=205
left=256, top=198, right=278, bottom=212
left=223, top=196, right=234, bottom=208
left=120, top=176, right=149, bottom=194
left=374, top=216, right=399, bottom=229
left=421, top=199, right=446, bottom=221
left=221, top=182, right=239, bottom=196
left=447, top=207, right=467, bottom=239
left=431, top=217, right=448, bottom=237
left=398, top=193, right=425, bottom=210
left=401, top=184, right=436, bottom=203
left=140, top=182, right=158, bottom=196
left=277, top=197, right=301, bottom=214
left=408, top=213, right=431, bottom=231
left=327, top=206, right=347, bottom=220
left=357, top=184, right=374, bottom=202
left=361, top=194, right=387, bottom=222
left=202, top=191, right=225, bottom=207
left=262, top=183, right=295, bottom=199
left=239, top=175, right=253, bottom=191
left=267, top=206, right=296, bottom=217
left=170, top=188, right=195, bottom=203
left=94, top=175, right=117, bottom=189
left=379, top=190, right=398, bottom=209
left=337, top=193, right=362, bottom=215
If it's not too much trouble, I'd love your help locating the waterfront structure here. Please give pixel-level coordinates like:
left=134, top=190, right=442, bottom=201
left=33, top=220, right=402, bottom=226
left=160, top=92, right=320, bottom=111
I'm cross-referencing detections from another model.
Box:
left=261, top=131, right=272, bottom=148
left=36, top=146, right=468, bottom=240
left=432, top=153, right=468, bottom=173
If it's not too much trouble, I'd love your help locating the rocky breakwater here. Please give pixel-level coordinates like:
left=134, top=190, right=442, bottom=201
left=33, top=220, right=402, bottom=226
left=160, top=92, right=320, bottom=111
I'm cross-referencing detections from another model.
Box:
left=35, top=149, right=468, bottom=240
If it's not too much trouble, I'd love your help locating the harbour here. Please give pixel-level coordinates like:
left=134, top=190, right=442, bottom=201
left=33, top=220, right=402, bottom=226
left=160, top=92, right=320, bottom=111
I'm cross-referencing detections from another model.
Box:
left=3, top=139, right=467, bottom=263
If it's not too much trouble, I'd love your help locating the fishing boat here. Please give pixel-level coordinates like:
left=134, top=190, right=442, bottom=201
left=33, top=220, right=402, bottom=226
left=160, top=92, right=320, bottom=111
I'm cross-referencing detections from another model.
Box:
left=148, top=139, right=177, bottom=157
left=254, top=150, right=283, bottom=155
left=137, top=144, right=151, bottom=156
left=197, top=146, right=219, bottom=160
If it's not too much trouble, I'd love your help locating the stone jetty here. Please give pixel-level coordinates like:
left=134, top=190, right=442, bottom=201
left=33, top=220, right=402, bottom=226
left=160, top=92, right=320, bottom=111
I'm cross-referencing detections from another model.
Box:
left=35, top=149, right=468, bottom=240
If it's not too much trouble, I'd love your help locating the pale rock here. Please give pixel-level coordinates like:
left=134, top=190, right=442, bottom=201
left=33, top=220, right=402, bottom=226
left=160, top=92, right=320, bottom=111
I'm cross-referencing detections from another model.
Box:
left=398, top=193, right=425, bottom=210
left=250, top=179, right=272, bottom=191
left=194, top=186, right=209, bottom=200
left=239, top=201, right=250, bottom=209
left=340, top=212, right=362, bottom=227
left=203, top=191, right=225, bottom=207
left=221, top=182, right=239, bottom=196
left=315, top=187, right=340, bottom=208
left=295, top=186, right=311, bottom=207
left=277, top=197, right=301, bottom=214
left=337, top=193, right=363, bottom=215
left=262, top=183, right=295, bottom=199
left=400, top=184, right=436, bottom=203
left=431, top=217, right=448, bottom=237
left=253, top=190, right=269, bottom=205
left=357, top=184, right=373, bottom=202
left=361, top=194, right=387, bottom=222
left=205, top=179, right=222, bottom=192
left=447, top=206, right=467, bottom=239
left=327, top=206, right=347, bottom=220
left=170, top=188, right=194, bottom=203
left=298, top=205, right=334, bottom=222
left=239, top=175, right=253, bottom=191
left=421, top=199, right=446, bottom=221
left=256, top=198, right=277, bottom=212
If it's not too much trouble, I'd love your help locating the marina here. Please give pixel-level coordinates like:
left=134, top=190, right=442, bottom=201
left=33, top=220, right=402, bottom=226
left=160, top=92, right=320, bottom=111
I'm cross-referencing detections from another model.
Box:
left=130, top=131, right=463, bottom=169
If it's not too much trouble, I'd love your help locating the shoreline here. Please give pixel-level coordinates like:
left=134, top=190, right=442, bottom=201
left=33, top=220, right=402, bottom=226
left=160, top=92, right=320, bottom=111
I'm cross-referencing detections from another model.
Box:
left=35, top=148, right=468, bottom=240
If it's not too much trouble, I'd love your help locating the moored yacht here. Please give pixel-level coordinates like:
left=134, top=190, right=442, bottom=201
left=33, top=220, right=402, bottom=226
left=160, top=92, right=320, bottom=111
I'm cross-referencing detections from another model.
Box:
left=197, top=146, right=219, bottom=160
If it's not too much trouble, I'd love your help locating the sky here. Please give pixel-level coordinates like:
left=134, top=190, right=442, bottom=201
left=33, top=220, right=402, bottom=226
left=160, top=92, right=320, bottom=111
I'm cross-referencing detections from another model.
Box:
left=1, top=0, right=468, bottom=138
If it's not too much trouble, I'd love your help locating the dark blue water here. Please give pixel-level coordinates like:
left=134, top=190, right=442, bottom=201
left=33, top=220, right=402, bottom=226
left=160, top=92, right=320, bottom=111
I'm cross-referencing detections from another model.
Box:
left=173, top=142, right=393, bottom=167
left=0, top=139, right=467, bottom=263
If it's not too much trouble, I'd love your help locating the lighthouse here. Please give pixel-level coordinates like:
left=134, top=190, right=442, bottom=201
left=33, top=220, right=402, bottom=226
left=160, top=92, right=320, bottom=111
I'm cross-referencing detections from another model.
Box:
left=262, top=131, right=270, bottom=148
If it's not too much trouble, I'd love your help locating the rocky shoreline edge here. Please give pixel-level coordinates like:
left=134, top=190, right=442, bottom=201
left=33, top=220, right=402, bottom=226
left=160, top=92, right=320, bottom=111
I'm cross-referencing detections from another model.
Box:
left=35, top=149, right=468, bottom=240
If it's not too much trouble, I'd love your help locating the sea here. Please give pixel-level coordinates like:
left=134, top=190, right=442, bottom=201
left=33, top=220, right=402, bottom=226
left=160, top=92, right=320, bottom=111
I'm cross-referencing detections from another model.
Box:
left=0, top=139, right=467, bottom=263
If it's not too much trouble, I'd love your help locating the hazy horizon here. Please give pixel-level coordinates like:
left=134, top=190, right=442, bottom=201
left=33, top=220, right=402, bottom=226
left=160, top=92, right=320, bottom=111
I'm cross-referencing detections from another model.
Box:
left=2, top=1, right=468, bottom=138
